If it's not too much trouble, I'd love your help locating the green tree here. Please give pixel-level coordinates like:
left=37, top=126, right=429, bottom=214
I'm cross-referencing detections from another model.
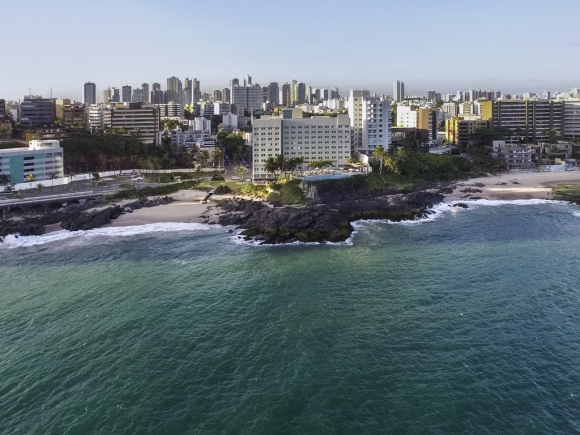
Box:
left=0, top=174, right=11, bottom=187
left=372, top=146, right=387, bottom=174
left=199, top=150, right=210, bottom=168
left=36, top=183, right=45, bottom=192
left=162, top=118, right=180, bottom=131
left=236, top=166, right=247, bottom=181
left=0, top=126, right=8, bottom=140
left=264, top=157, right=279, bottom=179
left=47, top=172, right=59, bottom=191
left=213, top=147, right=224, bottom=170
left=25, top=174, right=35, bottom=183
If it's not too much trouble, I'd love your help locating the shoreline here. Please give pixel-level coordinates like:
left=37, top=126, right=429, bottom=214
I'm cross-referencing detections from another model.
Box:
left=20, top=171, right=580, bottom=238
left=101, top=172, right=580, bottom=229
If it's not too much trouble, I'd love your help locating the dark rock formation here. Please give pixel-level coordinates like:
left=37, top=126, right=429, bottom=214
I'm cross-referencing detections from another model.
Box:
left=60, top=205, right=122, bottom=231
left=219, top=191, right=444, bottom=244
left=452, top=203, right=469, bottom=209
left=460, top=188, right=482, bottom=193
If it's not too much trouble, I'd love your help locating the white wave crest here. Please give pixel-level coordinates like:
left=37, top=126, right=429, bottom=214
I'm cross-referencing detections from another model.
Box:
left=230, top=230, right=354, bottom=247
left=0, top=222, right=211, bottom=249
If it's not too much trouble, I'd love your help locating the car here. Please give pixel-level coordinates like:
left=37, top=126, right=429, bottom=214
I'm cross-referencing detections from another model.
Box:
left=231, top=176, right=240, bottom=180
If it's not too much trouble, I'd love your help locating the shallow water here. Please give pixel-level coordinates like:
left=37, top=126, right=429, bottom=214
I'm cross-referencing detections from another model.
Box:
left=1, top=201, right=580, bottom=434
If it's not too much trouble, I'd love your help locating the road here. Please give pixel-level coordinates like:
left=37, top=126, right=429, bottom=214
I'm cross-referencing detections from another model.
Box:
left=223, top=147, right=253, bottom=180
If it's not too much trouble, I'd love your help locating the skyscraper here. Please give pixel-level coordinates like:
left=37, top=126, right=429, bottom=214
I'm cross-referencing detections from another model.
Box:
left=192, top=79, right=201, bottom=103
left=214, top=90, right=223, bottom=102
left=393, top=81, right=405, bottom=102
left=122, top=85, right=132, bottom=103
left=296, top=83, right=306, bottom=104
left=142, top=83, right=150, bottom=103
left=166, top=76, right=182, bottom=104
left=222, top=88, right=231, bottom=103
left=230, top=78, right=239, bottom=87
left=291, top=80, right=297, bottom=105
left=268, top=82, right=279, bottom=105
left=282, top=83, right=291, bottom=107
left=84, top=82, right=96, bottom=105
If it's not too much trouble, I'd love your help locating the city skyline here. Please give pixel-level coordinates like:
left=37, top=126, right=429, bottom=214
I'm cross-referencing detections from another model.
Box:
left=2, top=0, right=579, bottom=101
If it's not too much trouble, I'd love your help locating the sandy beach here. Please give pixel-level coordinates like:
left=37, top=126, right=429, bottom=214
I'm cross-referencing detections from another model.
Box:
left=103, top=190, right=223, bottom=228
left=443, top=171, right=580, bottom=202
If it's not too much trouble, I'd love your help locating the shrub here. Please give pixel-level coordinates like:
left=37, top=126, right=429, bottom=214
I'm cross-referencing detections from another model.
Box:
left=214, top=184, right=232, bottom=195
left=211, top=175, right=225, bottom=181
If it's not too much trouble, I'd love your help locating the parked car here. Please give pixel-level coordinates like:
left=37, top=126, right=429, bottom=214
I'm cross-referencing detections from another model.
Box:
left=231, top=176, right=240, bottom=180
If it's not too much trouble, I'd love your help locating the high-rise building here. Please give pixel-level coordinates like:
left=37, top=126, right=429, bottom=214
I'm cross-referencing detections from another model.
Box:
left=427, top=90, right=437, bottom=101
left=20, top=97, right=56, bottom=127
left=331, top=87, right=339, bottom=99
left=151, top=89, right=165, bottom=105
left=84, top=82, right=96, bottom=105
left=268, top=82, right=279, bottom=105
left=152, top=82, right=161, bottom=91
left=110, top=103, right=160, bottom=144
left=142, top=83, right=150, bottom=103
left=192, top=78, right=201, bottom=103
left=296, top=83, right=306, bottom=104
left=132, top=88, right=144, bottom=103
left=252, top=114, right=351, bottom=179
left=231, top=84, right=262, bottom=115
left=320, top=89, right=329, bottom=102
left=393, top=81, right=405, bottom=102
left=0, top=99, right=5, bottom=117
left=121, top=86, right=132, bottom=103
left=347, top=90, right=391, bottom=155
left=111, top=88, right=120, bottom=103
left=306, top=87, right=312, bottom=104
left=230, top=78, right=239, bottom=87
left=166, top=76, right=182, bottom=104
left=291, top=80, right=297, bottom=105
left=222, top=88, right=231, bottom=103
left=281, top=83, right=291, bottom=107
left=214, top=90, right=223, bottom=102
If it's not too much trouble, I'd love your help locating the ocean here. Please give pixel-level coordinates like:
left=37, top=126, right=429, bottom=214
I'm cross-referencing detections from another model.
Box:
left=1, top=200, right=580, bottom=434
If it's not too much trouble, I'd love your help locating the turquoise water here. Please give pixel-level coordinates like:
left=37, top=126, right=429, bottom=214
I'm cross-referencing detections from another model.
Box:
left=303, top=173, right=351, bottom=181
left=1, top=201, right=580, bottom=434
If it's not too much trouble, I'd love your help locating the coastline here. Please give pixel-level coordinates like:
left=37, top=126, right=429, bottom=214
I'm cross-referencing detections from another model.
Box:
left=442, top=171, right=580, bottom=202
left=102, top=172, right=580, bottom=230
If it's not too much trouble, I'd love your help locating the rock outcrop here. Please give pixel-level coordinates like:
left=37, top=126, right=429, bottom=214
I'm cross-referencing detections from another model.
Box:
left=219, top=190, right=444, bottom=244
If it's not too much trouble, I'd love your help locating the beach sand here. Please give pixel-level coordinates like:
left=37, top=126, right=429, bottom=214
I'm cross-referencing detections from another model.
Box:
left=443, top=171, right=580, bottom=202
left=104, top=190, right=223, bottom=227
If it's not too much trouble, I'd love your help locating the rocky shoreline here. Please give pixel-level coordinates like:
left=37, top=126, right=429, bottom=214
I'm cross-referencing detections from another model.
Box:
left=218, top=189, right=445, bottom=244
left=0, top=196, right=173, bottom=241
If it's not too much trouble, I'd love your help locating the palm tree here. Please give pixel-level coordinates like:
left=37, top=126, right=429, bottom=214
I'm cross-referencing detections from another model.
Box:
left=199, top=150, right=210, bottom=168
left=47, top=172, right=59, bottom=191
left=236, top=166, right=247, bottom=181
left=373, top=146, right=387, bottom=174
left=0, top=126, right=8, bottom=141
left=213, top=147, right=224, bottom=170
left=36, top=183, right=45, bottom=192
left=264, top=157, right=278, bottom=179
left=25, top=174, right=35, bottom=183
left=384, top=146, right=400, bottom=174
left=111, top=158, right=122, bottom=172
left=130, top=155, right=140, bottom=171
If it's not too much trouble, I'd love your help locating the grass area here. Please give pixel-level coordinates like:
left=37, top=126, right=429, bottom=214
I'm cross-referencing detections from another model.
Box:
left=119, top=183, right=133, bottom=189
left=267, top=179, right=304, bottom=204
left=196, top=180, right=241, bottom=191
left=554, top=184, right=580, bottom=204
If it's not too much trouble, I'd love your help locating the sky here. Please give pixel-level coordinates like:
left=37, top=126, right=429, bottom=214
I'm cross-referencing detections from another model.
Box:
left=2, top=0, right=579, bottom=102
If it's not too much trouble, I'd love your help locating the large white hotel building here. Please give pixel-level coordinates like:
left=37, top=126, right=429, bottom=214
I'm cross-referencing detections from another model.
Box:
left=252, top=114, right=351, bottom=179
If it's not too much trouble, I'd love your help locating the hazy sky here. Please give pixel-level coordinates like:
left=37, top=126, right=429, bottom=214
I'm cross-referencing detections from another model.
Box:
left=2, top=0, right=579, bottom=101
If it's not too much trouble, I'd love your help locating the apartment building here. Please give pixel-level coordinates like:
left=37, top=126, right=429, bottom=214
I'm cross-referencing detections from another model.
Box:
left=20, top=98, right=56, bottom=127
left=0, top=140, right=63, bottom=184
left=492, top=141, right=533, bottom=169
left=231, top=85, right=262, bottom=114
left=110, top=104, right=160, bottom=144
left=397, top=106, right=417, bottom=128
left=445, top=116, right=490, bottom=146
left=491, top=99, right=580, bottom=141
left=347, top=90, right=391, bottom=155
left=252, top=114, right=351, bottom=179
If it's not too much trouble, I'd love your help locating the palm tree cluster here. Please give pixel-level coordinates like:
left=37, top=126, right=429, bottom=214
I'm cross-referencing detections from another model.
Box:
left=263, top=155, right=305, bottom=179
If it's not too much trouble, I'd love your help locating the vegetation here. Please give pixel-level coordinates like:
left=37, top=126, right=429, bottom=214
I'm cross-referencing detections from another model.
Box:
left=267, top=179, right=304, bottom=204
left=214, top=185, right=232, bottom=195
left=109, top=180, right=200, bottom=201
left=554, top=184, right=580, bottom=204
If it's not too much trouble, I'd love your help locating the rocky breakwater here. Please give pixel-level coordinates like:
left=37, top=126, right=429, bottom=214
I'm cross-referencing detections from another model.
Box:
left=0, top=196, right=173, bottom=240
left=219, top=190, right=444, bottom=244
left=60, top=196, right=173, bottom=231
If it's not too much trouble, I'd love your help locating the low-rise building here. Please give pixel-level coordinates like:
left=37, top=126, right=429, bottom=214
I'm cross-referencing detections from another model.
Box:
left=492, top=141, right=533, bottom=168
left=0, top=140, right=64, bottom=184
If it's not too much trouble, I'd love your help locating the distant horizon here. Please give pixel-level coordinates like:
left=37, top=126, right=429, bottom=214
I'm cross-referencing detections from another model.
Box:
left=2, top=0, right=579, bottom=102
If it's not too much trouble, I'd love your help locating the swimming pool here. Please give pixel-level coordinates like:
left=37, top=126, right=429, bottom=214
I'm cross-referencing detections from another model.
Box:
left=303, top=173, right=351, bottom=182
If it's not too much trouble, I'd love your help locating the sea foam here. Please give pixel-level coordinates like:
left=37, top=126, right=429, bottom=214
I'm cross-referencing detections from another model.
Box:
left=0, top=222, right=211, bottom=249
